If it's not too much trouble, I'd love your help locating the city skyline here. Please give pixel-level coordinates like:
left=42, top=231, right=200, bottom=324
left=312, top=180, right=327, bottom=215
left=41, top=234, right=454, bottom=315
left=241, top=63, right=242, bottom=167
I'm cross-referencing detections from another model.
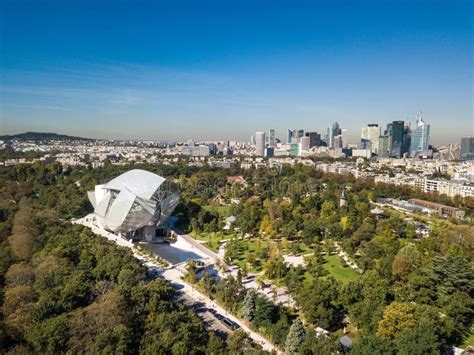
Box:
left=1, top=0, right=473, bottom=144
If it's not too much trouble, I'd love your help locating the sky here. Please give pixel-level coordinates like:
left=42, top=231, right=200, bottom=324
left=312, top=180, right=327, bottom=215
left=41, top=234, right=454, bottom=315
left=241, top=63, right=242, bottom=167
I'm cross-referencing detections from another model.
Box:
left=1, top=0, right=472, bottom=144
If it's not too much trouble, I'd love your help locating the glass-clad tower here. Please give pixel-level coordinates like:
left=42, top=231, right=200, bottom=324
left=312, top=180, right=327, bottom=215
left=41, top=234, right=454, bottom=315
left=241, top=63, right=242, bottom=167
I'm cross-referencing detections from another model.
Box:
left=410, top=114, right=430, bottom=156
left=389, top=121, right=405, bottom=158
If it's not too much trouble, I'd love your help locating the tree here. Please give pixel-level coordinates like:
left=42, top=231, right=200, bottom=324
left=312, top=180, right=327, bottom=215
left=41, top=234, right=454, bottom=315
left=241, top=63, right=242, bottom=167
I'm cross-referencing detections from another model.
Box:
left=298, top=278, right=339, bottom=330
left=5, top=263, right=35, bottom=287
left=206, top=332, right=227, bottom=355
left=285, top=318, right=306, bottom=353
left=429, top=254, right=473, bottom=297
left=347, top=271, right=390, bottom=332
left=226, top=329, right=254, bottom=355
left=350, top=334, right=393, bottom=355
left=184, top=259, right=198, bottom=283
left=254, top=297, right=277, bottom=328
left=240, top=289, right=257, bottom=321
left=8, top=232, right=35, bottom=261
left=439, top=291, right=473, bottom=344
left=393, top=271, right=436, bottom=304
left=67, top=292, right=132, bottom=353
left=391, top=244, right=421, bottom=281
left=306, top=244, right=328, bottom=278
left=25, top=314, right=69, bottom=354
left=3, top=284, right=36, bottom=339
left=300, top=331, right=342, bottom=355
left=264, top=254, right=288, bottom=280
left=377, top=302, right=417, bottom=340
left=394, top=327, right=440, bottom=355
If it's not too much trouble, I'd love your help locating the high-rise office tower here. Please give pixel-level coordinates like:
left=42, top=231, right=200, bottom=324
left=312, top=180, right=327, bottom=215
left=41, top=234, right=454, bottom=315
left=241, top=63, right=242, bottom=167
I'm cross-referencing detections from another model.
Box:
left=402, top=123, right=411, bottom=156
left=410, top=114, right=430, bottom=156
left=378, top=135, right=389, bottom=158
left=327, top=122, right=341, bottom=148
left=292, top=129, right=304, bottom=139
left=301, top=136, right=311, bottom=150
left=361, top=124, right=381, bottom=153
left=327, top=126, right=333, bottom=148
left=341, top=128, right=348, bottom=148
left=333, top=135, right=343, bottom=149
left=305, top=132, right=321, bottom=147
left=389, top=121, right=405, bottom=158
left=332, top=122, right=341, bottom=136
left=269, top=129, right=276, bottom=147
left=255, top=132, right=266, bottom=156
left=461, top=137, right=474, bottom=160
left=288, top=129, right=304, bottom=144
left=287, top=129, right=293, bottom=144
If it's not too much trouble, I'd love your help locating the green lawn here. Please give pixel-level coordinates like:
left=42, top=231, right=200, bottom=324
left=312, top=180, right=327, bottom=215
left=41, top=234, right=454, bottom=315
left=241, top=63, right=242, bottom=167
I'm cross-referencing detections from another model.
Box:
left=190, top=231, right=239, bottom=252
left=461, top=331, right=474, bottom=348
left=202, top=204, right=232, bottom=217
left=232, top=238, right=271, bottom=273
left=191, top=231, right=238, bottom=242
left=322, top=255, right=359, bottom=283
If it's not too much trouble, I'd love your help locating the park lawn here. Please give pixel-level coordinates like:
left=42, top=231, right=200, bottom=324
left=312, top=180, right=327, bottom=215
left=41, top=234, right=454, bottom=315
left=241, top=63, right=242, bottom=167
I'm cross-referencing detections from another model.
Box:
left=232, top=238, right=271, bottom=273
left=202, top=204, right=232, bottom=217
left=191, top=231, right=239, bottom=242
left=322, top=254, right=359, bottom=283
left=190, top=231, right=240, bottom=252
left=461, top=331, right=474, bottom=348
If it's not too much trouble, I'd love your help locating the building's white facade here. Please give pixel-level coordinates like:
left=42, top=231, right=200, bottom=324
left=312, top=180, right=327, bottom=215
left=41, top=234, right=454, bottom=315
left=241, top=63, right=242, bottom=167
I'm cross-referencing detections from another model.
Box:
left=361, top=124, right=381, bottom=153
left=415, top=178, right=474, bottom=198
left=255, top=132, right=266, bottom=156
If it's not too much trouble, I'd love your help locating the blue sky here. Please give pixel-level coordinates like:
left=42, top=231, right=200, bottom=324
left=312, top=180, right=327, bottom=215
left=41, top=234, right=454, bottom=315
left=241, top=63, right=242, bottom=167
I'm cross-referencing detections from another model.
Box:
left=1, top=0, right=472, bottom=144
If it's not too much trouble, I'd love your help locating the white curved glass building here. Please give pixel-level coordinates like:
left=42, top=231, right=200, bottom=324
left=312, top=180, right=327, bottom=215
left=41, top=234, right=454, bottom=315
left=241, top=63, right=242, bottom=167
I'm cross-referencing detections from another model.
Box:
left=87, top=169, right=180, bottom=238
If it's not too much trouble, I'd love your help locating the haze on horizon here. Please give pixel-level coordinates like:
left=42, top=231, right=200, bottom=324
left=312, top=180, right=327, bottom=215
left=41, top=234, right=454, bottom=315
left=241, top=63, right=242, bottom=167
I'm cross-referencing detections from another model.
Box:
left=0, top=0, right=472, bottom=145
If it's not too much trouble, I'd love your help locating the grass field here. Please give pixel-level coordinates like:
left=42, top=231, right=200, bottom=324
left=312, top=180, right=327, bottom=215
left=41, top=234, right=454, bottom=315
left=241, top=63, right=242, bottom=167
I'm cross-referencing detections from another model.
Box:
left=231, top=239, right=272, bottom=273
left=461, top=331, right=474, bottom=348
left=322, top=254, right=359, bottom=282
left=191, top=231, right=238, bottom=241
left=202, top=204, right=232, bottom=217
left=190, top=231, right=239, bottom=252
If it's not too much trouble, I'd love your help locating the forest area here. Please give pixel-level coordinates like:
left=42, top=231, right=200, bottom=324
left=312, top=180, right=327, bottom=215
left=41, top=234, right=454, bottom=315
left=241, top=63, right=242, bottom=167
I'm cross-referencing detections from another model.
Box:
left=0, top=160, right=472, bottom=354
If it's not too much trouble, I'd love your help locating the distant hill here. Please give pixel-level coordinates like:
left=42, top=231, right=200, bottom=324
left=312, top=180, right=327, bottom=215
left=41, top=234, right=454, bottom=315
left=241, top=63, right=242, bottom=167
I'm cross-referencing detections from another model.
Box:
left=0, top=132, right=94, bottom=141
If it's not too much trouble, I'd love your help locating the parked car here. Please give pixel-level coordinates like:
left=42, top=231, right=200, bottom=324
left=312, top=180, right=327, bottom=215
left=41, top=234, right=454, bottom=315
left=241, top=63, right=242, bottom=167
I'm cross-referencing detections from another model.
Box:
left=221, top=317, right=240, bottom=331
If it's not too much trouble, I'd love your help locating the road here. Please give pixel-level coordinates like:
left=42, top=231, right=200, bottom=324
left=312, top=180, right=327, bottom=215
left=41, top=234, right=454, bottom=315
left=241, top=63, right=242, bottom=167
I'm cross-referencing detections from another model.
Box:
left=73, top=216, right=279, bottom=353
left=177, top=291, right=230, bottom=336
left=161, top=267, right=278, bottom=352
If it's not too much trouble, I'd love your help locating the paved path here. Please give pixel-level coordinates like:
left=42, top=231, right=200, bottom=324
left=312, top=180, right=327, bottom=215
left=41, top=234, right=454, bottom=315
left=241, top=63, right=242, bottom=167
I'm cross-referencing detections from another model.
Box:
left=174, top=230, right=219, bottom=262
left=72, top=216, right=278, bottom=353
left=333, top=241, right=362, bottom=273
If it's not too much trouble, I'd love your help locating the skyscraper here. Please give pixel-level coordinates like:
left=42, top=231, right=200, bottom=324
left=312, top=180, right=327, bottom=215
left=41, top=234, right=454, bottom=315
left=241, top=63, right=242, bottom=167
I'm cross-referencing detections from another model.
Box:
left=341, top=128, right=348, bottom=148
left=327, top=122, right=341, bottom=148
left=378, top=135, right=389, bottom=158
left=300, top=136, right=310, bottom=150
left=255, top=132, right=266, bottom=156
left=287, top=129, right=304, bottom=144
left=305, top=131, right=321, bottom=147
left=287, top=129, right=293, bottom=144
left=389, top=121, right=404, bottom=158
left=403, top=123, right=412, bottom=156
left=327, top=126, right=333, bottom=148
left=361, top=124, right=381, bottom=153
left=410, top=113, right=430, bottom=156
left=460, top=137, right=474, bottom=160
left=269, top=129, right=276, bottom=147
